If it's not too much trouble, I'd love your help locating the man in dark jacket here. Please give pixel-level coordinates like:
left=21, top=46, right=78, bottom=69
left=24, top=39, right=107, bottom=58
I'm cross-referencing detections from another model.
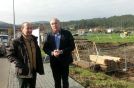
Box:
left=7, top=22, right=44, bottom=88
left=43, top=18, right=75, bottom=88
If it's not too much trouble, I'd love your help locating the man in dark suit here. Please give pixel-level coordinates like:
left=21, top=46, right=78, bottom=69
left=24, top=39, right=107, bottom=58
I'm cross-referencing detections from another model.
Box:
left=43, top=18, right=75, bottom=88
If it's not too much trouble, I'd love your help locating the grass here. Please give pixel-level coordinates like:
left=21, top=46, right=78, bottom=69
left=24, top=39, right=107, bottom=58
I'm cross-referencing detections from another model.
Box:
left=69, top=66, right=134, bottom=88
left=71, top=33, right=134, bottom=87
left=41, top=49, right=46, bottom=57
left=83, top=33, right=134, bottom=43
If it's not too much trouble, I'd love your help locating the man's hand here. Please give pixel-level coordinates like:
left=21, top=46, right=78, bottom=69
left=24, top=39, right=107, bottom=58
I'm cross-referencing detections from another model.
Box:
left=52, top=49, right=63, bottom=57
left=53, top=49, right=60, bottom=57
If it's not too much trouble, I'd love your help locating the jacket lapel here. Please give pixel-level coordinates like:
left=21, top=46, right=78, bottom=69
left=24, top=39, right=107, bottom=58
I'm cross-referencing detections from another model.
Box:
left=50, top=32, right=56, bottom=49
left=59, top=30, right=64, bottom=49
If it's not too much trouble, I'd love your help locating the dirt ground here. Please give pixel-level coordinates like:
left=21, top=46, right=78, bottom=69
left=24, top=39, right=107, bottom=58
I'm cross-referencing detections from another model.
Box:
left=92, top=43, right=134, bottom=81
left=74, top=40, right=134, bottom=81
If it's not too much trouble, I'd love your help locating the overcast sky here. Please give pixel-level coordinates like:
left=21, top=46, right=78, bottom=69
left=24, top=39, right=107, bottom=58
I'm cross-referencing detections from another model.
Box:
left=0, top=0, right=134, bottom=24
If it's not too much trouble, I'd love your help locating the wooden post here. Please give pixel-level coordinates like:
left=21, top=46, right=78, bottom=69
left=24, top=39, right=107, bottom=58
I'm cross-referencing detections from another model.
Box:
left=75, top=43, right=81, bottom=61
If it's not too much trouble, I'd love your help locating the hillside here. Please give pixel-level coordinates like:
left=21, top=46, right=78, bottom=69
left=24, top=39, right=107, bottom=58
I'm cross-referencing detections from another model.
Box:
left=1, top=14, right=134, bottom=30
left=0, top=21, right=11, bottom=28
left=61, top=14, right=134, bottom=30
left=32, top=21, right=49, bottom=24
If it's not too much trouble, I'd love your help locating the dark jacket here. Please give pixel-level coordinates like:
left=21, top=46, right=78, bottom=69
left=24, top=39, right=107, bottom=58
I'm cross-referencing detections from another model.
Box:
left=43, top=29, right=75, bottom=65
left=7, top=35, right=44, bottom=77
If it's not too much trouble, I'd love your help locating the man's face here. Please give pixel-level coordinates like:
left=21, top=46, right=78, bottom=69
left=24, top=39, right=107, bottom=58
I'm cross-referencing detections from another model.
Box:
left=21, top=23, right=33, bottom=36
left=50, top=19, right=60, bottom=33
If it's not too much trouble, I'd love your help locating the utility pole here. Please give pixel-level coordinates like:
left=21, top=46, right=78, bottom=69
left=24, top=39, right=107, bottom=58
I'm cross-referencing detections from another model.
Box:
left=13, top=0, right=16, bottom=39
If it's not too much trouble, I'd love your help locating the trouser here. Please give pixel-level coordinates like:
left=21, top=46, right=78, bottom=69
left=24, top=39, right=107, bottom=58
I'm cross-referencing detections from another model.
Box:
left=50, top=62, right=69, bottom=88
left=17, top=72, right=37, bottom=88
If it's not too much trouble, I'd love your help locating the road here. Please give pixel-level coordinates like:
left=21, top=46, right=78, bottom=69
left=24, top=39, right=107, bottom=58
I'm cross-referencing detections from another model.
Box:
left=0, top=57, right=10, bottom=88
left=0, top=57, right=84, bottom=88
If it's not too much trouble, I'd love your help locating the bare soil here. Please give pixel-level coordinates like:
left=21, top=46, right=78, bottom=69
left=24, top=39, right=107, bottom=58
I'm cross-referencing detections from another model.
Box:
left=74, top=41, right=134, bottom=81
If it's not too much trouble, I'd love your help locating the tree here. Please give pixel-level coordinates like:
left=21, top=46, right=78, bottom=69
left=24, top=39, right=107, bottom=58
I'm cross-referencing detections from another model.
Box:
left=8, top=28, right=14, bottom=36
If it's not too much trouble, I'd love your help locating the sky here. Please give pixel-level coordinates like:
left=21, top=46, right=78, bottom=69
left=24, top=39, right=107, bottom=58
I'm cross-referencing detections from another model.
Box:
left=0, top=0, right=134, bottom=24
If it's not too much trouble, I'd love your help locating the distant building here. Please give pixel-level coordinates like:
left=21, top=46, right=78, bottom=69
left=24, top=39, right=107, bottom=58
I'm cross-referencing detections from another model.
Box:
left=77, top=29, right=88, bottom=35
left=106, top=28, right=114, bottom=33
left=91, top=27, right=103, bottom=33
left=89, top=28, right=93, bottom=32
left=0, top=28, right=8, bottom=34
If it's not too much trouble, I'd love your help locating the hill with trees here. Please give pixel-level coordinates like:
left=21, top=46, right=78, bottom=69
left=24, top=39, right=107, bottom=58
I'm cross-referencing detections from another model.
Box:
left=0, top=21, right=12, bottom=28
left=61, top=14, right=134, bottom=31
left=1, top=14, right=134, bottom=31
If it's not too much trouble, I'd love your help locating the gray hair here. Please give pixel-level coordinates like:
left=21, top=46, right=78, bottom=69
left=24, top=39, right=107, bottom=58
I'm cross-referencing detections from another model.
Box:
left=50, top=18, right=60, bottom=24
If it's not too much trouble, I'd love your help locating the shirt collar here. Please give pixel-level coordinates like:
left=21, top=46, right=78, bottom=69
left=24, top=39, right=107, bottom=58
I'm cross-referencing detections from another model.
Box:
left=55, top=32, right=60, bottom=36
left=52, top=29, right=61, bottom=35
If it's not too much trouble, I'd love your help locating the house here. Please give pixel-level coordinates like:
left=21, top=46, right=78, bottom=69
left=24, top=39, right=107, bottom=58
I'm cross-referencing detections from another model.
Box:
left=77, top=29, right=86, bottom=35
left=89, top=28, right=93, bottom=32
left=106, top=28, right=114, bottom=33
left=0, top=28, right=8, bottom=34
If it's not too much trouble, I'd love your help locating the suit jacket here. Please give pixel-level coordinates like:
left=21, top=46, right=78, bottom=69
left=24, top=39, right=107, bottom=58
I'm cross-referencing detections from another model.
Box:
left=43, top=29, right=75, bottom=65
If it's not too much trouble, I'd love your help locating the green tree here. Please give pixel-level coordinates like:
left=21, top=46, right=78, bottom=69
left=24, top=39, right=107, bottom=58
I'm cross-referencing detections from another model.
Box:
left=8, top=28, right=13, bottom=36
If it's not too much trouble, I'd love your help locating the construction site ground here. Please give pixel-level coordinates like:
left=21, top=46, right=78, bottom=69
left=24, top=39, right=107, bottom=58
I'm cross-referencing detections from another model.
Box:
left=73, top=40, right=134, bottom=82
